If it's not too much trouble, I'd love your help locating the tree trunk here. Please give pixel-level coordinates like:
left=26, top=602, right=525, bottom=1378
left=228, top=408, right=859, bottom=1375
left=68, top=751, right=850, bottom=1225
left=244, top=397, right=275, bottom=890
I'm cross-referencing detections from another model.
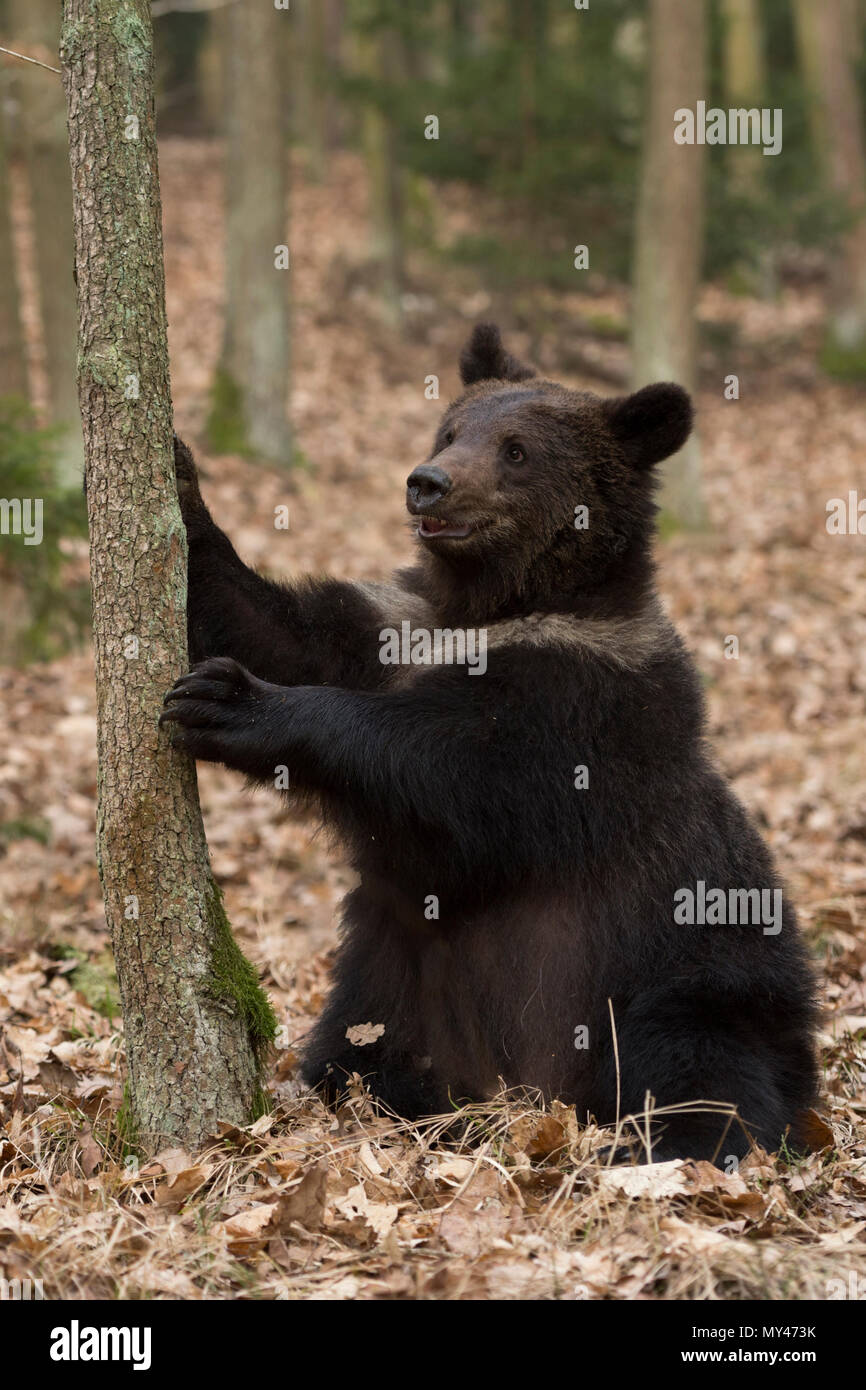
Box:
left=356, top=20, right=406, bottom=330
left=323, top=0, right=346, bottom=151
left=296, top=0, right=326, bottom=180
left=196, top=11, right=224, bottom=136
left=61, top=0, right=275, bottom=1155
left=210, top=0, right=292, bottom=463
left=793, top=0, right=866, bottom=369
left=451, top=0, right=471, bottom=36
left=721, top=0, right=765, bottom=195
left=631, top=0, right=707, bottom=527
left=446, top=0, right=489, bottom=55
left=722, top=0, right=775, bottom=296
left=508, top=0, right=548, bottom=169
left=10, top=0, right=82, bottom=484
left=0, top=89, right=27, bottom=399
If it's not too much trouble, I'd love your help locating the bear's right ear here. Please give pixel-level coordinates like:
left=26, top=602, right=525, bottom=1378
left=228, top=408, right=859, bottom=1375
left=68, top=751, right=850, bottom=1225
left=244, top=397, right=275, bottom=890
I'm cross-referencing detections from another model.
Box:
left=604, top=383, right=693, bottom=469
left=459, top=323, right=537, bottom=386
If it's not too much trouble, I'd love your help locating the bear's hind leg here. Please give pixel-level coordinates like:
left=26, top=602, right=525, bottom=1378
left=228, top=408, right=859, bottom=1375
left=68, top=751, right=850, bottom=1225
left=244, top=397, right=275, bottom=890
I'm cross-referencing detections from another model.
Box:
left=600, top=998, right=811, bottom=1165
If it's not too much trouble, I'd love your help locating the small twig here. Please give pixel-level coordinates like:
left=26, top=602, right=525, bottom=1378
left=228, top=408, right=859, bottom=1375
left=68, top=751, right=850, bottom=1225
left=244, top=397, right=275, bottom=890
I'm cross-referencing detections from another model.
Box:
left=607, top=996, right=621, bottom=1132
left=643, top=1088, right=654, bottom=1162
left=0, top=45, right=61, bottom=76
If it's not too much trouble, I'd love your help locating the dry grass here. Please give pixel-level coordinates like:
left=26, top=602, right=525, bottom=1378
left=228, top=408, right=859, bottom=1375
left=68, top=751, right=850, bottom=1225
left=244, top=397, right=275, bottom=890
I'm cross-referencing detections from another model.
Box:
left=2, top=1043, right=866, bottom=1300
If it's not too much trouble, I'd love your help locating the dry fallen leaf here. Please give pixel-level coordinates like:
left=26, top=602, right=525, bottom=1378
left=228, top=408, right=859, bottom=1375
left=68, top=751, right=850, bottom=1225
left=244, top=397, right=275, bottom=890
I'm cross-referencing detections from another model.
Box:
left=37, top=1052, right=79, bottom=1095
left=597, top=1160, right=688, bottom=1200
left=274, top=1157, right=329, bottom=1232
left=154, top=1164, right=213, bottom=1212
left=333, top=1183, right=399, bottom=1242
left=77, top=1127, right=102, bottom=1178
left=796, top=1108, right=835, bottom=1153
left=513, top=1114, right=567, bottom=1160
left=219, top=1203, right=279, bottom=1250
left=153, top=1147, right=195, bottom=1174
left=345, top=1022, right=385, bottom=1046
left=426, top=1156, right=475, bottom=1184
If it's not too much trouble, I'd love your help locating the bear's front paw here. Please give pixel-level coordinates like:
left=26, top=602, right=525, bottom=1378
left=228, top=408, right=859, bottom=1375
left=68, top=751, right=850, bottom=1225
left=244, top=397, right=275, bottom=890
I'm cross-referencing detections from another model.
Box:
left=159, top=657, right=273, bottom=764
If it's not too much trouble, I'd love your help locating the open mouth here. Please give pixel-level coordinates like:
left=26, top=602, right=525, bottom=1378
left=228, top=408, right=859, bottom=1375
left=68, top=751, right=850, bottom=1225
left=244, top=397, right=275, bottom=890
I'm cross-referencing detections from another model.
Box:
left=417, top=516, right=474, bottom=540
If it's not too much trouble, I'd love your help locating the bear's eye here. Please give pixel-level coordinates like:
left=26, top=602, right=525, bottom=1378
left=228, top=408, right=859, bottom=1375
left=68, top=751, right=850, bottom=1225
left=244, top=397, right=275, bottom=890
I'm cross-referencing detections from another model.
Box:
left=442, top=427, right=455, bottom=447
left=506, top=443, right=526, bottom=464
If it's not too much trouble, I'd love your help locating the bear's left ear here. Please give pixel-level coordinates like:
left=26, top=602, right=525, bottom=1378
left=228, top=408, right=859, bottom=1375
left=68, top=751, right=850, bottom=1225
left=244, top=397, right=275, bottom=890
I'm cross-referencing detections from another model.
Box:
left=459, top=322, right=537, bottom=386
left=604, top=383, right=693, bottom=469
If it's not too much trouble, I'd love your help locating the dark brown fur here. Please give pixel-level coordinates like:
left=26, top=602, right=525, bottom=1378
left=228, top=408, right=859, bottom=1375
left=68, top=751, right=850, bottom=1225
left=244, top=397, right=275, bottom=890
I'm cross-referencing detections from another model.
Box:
left=163, top=325, right=818, bottom=1163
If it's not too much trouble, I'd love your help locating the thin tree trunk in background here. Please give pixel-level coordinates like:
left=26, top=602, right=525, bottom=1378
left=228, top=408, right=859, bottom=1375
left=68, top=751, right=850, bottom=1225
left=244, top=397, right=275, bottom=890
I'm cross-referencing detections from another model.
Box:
left=451, top=0, right=470, bottom=40
left=794, top=0, right=866, bottom=367
left=296, top=0, right=326, bottom=180
left=722, top=0, right=774, bottom=296
left=0, top=92, right=27, bottom=399
left=323, top=0, right=346, bottom=150
left=10, top=0, right=82, bottom=484
left=722, top=0, right=765, bottom=196
left=196, top=12, right=223, bottom=136
left=508, top=0, right=547, bottom=169
left=470, top=0, right=491, bottom=52
left=356, top=21, right=406, bottom=330
left=211, top=0, right=291, bottom=463
left=447, top=0, right=489, bottom=55
left=631, top=0, right=706, bottom=527
left=791, top=0, right=824, bottom=159
left=61, top=0, right=275, bottom=1154
left=215, top=4, right=241, bottom=400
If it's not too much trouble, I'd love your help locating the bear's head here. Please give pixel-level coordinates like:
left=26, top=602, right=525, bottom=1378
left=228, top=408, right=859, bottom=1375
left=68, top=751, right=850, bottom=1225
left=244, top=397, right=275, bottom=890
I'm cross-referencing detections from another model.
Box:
left=405, top=323, right=693, bottom=623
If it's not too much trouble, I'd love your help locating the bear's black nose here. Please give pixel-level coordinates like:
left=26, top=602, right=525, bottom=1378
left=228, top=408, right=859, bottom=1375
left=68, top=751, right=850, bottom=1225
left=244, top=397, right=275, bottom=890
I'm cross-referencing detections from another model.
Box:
left=406, top=464, right=453, bottom=509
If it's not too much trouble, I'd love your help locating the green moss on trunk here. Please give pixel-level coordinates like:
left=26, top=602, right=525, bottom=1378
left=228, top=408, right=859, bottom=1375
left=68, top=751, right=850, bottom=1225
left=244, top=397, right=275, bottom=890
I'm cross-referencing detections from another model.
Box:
left=204, top=880, right=277, bottom=1072
left=116, top=1080, right=141, bottom=1159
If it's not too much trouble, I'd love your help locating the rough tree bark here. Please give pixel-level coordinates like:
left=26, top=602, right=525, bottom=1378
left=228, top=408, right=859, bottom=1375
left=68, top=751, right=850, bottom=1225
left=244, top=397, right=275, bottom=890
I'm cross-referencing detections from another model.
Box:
left=210, top=0, right=291, bottom=463
left=61, top=0, right=275, bottom=1155
left=631, top=0, right=707, bottom=527
left=10, top=0, right=82, bottom=483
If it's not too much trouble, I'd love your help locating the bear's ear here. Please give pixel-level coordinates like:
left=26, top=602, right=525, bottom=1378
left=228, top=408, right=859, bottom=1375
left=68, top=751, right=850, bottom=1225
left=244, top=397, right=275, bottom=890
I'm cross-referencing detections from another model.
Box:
left=604, top=383, right=693, bottom=469
left=459, top=322, right=537, bottom=386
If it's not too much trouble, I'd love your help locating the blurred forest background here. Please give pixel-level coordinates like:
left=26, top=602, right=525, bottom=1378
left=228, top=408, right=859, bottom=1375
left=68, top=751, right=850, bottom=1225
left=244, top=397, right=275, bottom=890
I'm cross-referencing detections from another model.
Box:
left=0, top=0, right=865, bottom=1300
left=2, top=0, right=866, bottom=661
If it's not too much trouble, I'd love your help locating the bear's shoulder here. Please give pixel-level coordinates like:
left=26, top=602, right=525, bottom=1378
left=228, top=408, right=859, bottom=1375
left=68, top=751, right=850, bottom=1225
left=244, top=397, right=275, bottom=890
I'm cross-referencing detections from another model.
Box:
left=486, top=600, right=679, bottom=672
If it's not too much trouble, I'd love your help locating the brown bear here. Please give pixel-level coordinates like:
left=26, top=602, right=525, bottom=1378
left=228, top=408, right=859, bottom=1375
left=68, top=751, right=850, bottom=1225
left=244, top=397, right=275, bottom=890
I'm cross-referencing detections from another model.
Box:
left=163, top=323, right=818, bottom=1164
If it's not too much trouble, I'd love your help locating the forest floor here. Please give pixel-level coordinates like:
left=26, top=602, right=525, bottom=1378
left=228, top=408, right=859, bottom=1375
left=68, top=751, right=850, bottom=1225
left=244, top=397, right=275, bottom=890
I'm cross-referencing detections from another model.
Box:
left=1, top=140, right=865, bottom=1300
